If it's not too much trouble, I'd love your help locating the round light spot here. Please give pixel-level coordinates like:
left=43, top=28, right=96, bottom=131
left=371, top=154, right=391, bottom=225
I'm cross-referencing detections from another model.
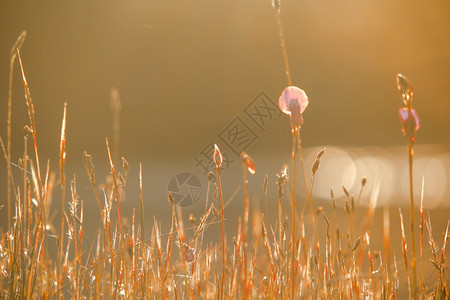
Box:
left=354, top=156, right=394, bottom=206
left=307, top=147, right=356, bottom=200
left=401, top=157, right=446, bottom=209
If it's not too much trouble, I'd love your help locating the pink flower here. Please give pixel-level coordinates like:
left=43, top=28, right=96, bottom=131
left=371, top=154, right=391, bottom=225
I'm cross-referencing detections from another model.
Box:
left=278, top=86, right=309, bottom=129
left=396, top=74, right=419, bottom=143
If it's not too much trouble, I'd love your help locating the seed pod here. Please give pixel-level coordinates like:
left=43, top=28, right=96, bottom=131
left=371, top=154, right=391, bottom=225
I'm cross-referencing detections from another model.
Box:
left=312, top=148, right=326, bottom=175
left=189, top=213, right=197, bottom=225
left=241, top=151, right=256, bottom=174
left=362, top=177, right=367, bottom=187
left=330, top=189, right=336, bottom=209
left=316, top=206, right=323, bottom=215
left=352, top=238, right=361, bottom=252
left=342, top=186, right=350, bottom=198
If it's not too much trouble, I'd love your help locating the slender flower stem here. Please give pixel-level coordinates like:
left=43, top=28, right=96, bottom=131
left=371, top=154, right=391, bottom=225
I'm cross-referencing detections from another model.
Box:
left=278, top=184, right=283, bottom=255
left=274, top=10, right=311, bottom=297
left=408, top=143, right=417, bottom=298
left=296, top=131, right=308, bottom=191
left=419, top=177, right=425, bottom=297
left=291, top=128, right=297, bottom=298
left=216, top=166, right=226, bottom=299
left=396, top=74, right=419, bottom=298
left=242, top=163, right=249, bottom=295
left=274, top=7, right=305, bottom=296
left=275, top=10, right=292, bottom=86
left=139, top=163, right=144, bottom=241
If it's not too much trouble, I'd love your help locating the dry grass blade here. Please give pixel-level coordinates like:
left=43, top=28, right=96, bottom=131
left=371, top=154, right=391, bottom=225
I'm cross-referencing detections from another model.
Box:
left=240, top=150, right=255, bottom=295
left=0, top=137, right=18, bottom=202
left=139, top=162, right=144, bottom=241
left=105, top=138, right=122, bottom=233
left=261, top=214, right=276, bottom=295
left=383, top=206, right=391, bottom=272
left=213, top=144, right=226, bottom=298
left=57, top=102, right=67, bottom=299
left=82, top=151, right=102, bottom=212
left=16, top=50, right=43, bottom=193
left=191, top=205, right=214, bottom=244
left=7, top=30, right=27, bottom=231
left=357, top=180, right=379, bottom=266
left=438, top=220, right=449, bottom=297
left=419, top=176, right=425, bottom=296
left=399, top=208, right=411, bottom=299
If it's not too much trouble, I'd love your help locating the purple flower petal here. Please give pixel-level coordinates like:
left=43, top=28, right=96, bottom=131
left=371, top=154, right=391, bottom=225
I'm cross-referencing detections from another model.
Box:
left=399, top=107, right=420, bottom=141
left=399, top=107, right=409, bottom=123
left=410, top=108, right=420, bottom=130
left=399, top=108, right=420, bottom=130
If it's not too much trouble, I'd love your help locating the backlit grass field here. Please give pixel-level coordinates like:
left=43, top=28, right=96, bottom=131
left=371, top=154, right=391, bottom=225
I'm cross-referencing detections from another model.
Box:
left=1, top=3, right=450, bottom=299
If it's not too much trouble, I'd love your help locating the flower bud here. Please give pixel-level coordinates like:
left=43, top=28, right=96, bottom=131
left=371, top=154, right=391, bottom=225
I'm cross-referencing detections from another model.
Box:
left=396, top=74, right=414, bottom=106
left=213, top=144, right=223, bottom=168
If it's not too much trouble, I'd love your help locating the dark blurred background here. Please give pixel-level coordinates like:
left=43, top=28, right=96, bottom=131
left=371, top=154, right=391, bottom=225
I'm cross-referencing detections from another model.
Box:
left=1, top=0, right=449, bottom=239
